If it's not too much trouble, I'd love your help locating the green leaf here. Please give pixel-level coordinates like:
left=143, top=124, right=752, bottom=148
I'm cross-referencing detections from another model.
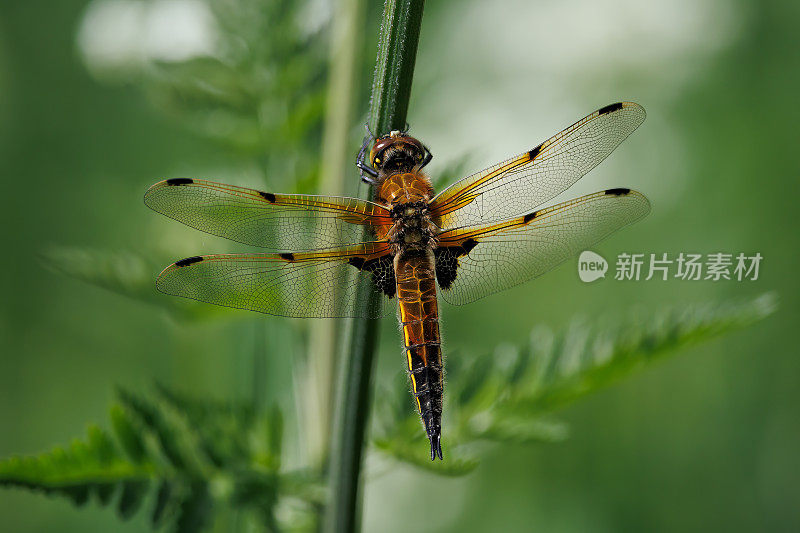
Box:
left=373, top=438, right=479, bottom=477
left=110, top=405, right=146, bottom=464
left=175, top=481, right=213, bottom=533
left=0, top=424, right=152, bottom=512
left=139, top=0, right=329, bottom=160
left=474, top=416, right=569, bottom=445
left=117, top=479, right=149, bottom=520
left=152, top=383, right=263, bottom=470
left=151, top=479, right=174, bottom=527
left=0, top=386, right=312, bottom=532
left=39, top=246, right=220, bottom=321
left=116, top=389, right=194, bottom=472
left=511, top=292, right=778, bottom=413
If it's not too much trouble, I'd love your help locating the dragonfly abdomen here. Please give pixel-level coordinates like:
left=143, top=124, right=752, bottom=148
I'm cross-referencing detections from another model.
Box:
left=395, top=250, right=444, bottom=461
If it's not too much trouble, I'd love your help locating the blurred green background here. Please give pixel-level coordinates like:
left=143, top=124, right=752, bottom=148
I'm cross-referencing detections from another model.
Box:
left=1, top=0, right=798, bottom=531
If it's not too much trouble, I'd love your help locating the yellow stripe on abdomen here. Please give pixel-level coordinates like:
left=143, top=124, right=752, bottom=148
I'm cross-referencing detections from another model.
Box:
left=395, top=251, right=444, bottom=455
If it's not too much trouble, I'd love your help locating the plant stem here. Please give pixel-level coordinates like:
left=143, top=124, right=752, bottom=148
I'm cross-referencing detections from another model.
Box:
left=307, top=0, right=367, bottom=470
left=324, top=2, right=425, bottom=532
left=368, top=0, right=426, bottom=134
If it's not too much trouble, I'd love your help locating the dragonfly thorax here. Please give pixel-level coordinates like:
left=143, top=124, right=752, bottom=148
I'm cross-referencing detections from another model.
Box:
left=386, top=200, right=437, bottom=256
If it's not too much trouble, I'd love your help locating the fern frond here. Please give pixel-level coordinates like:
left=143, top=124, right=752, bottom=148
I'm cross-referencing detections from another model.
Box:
left=39, top=246, right=220, bottom=320
left=0, top=411, right=162, bottom=522
left=510, top=292, right=777, bottom=413
left=0, top=386, right=315, bottom=532
left=373, top=293, right=777, bottom=473
left=0, top=424, right=152, bottom=506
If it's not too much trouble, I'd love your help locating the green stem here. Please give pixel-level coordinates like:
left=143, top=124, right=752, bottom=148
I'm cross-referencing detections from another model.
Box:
left=307, top=0, right=367, bottom=470
left=368, top=0, right=426, bottom=134
left=324, top=2, right=425, bottom=532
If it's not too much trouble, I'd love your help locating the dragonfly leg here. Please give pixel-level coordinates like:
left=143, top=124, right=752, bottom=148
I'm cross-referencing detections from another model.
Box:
left=356, top=130, right=379, bottom=185
left=420, top=143, right=433, bottom=169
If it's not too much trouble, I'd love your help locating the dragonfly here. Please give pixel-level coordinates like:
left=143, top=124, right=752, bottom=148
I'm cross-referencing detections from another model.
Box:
left=145, top=102, right=650, bottom=461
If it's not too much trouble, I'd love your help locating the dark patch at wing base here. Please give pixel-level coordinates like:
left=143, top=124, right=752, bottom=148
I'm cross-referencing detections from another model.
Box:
left=349, top=255, right=396, bottom=298
left=435, top=238, right=478, bottom=290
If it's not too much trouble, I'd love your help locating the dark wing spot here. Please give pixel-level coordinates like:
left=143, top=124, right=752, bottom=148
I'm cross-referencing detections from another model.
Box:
left=460, top=238, right=478, bottom=255
left=348, top=257, right=366, bottom=270
left=523, top=211, right=538, bottom=223
left=435, top=248, right=458, bottom=290
left=175, top=256, right=203, bottom=267
left=372, top=255, right=396, bottom=298
left=528, top=143, right=542, bottom=160
left=166, top=178, right=193, bottom=186
left=348, top=255, right=395, bottom=297
left=279, top=252, right=295, bottom=261
left=598, top=102, right=624, bottom=115
left=435, top=239, right=478, bottom=290
left=604, top=187, right=631, bottom=196
left=258, top=191, right=276, bottom=203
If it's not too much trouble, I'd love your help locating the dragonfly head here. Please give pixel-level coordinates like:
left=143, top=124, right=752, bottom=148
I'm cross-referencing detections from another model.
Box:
left=370, top=132, right=428, bottom=175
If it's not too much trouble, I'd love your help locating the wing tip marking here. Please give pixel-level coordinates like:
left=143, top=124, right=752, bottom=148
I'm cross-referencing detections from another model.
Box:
left=279, top=252, right=295, bottom=261
left=528, top=143, right=542, bottom=160
left=604, top=187, right=631, bottom=196
left=166, top=178, right=194, bottom=186
left=598, top=102, right=624, bottom=115
left=259, top=191, right=277, bottom=203
left=174, top=255, right=203, bottom=267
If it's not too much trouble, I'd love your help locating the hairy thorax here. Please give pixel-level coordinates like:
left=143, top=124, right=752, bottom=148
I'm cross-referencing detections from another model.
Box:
left=376, top=172, right=439, bottom=257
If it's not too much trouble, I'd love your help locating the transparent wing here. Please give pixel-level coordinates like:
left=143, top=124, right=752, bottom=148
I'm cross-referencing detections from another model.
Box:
left=144, top=178, right=391, bottom=250
left=430, top=102, right=646, bottom=229
left=156, top=242, right=393, bottom=318
left=435, top=188, right=650, bottom=305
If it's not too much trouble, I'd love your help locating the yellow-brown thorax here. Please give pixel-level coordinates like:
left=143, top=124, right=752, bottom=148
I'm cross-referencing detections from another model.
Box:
left=375, top=172, right=438, bottom=255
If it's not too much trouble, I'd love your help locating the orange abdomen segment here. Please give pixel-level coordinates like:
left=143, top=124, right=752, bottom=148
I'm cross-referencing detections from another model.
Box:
left=395, top=251, right=443, bottom=459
